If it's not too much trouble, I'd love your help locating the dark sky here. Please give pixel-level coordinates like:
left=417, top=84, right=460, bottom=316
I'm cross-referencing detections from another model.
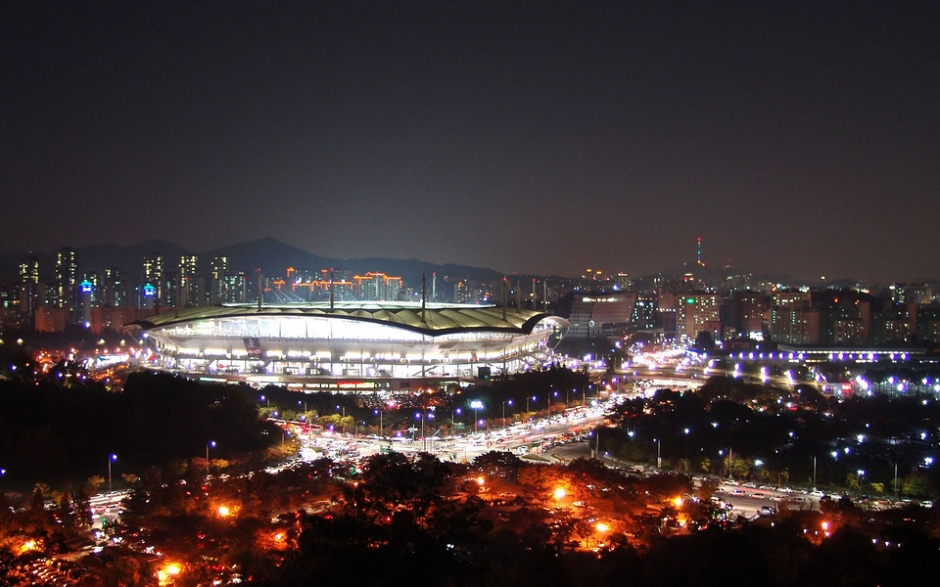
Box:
left=2, top=1, right=938, bottom=283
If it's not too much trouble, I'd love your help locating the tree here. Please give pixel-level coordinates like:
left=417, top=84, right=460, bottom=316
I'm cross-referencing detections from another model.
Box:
left=694, top=330, right=715, bottom=353
left=85, top=475, right=105, bottom=495
left=697, top=477, right=720, bottom=502
left=473, top=451, right=523, bottom=481
left=74, top=486, right=93, bottom=528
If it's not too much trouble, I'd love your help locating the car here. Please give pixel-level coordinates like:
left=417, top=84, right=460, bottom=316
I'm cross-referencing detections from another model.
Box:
left=760, top=506, right=775, bottom=516
left=809, top=490, right=825, bottom=498
left=730, top=489, right=747, bottom=496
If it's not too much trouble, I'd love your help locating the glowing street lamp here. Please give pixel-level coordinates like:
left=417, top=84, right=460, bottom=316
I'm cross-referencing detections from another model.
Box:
left=108, top=454, right=117, bottom=492
left=470, top=400, right=484, bottom=433
left=554, top=487, right=567, bottom=500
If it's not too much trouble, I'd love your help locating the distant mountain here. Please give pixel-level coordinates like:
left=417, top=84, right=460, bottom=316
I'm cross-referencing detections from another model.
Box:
left=204, top=237, right=504, bottom=285
left=203, top=237, right=338, bottom=275
left=80, top=239, right=190, bottom=278
left=0, top=237, right=505, bottom=287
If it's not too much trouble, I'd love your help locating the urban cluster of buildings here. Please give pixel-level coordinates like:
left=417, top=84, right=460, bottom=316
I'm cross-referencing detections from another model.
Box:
left=566, top=279, right=940, bottom=348
left=2, top=245, right=939, bottom=350
left=0, top=250, right=255, bottom=333
left=0, top=249, right=502, bottom=334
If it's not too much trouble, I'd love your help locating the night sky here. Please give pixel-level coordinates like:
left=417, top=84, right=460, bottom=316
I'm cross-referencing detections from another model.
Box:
left=2, top=1, right=938, bottom=283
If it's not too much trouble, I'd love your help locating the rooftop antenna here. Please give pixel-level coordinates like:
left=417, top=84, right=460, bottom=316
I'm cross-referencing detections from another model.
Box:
left=697, top=237, right=704, bottom=266
left=329, top=268, right=335, bottom=310
left=421, top=273, right=427, bottom=323
left=502, top=277, right=507, bottom=321
left=516, top=279, right=521, bottom=311
left=543, top=279, right=548, bottom=313
left=431, top=271, right=437, bottom=302
left=532, top=278, right=536, bottom=310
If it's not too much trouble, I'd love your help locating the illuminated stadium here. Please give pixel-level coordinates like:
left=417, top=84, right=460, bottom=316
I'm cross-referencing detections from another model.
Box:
left=127, top=302, right=570, bottom=391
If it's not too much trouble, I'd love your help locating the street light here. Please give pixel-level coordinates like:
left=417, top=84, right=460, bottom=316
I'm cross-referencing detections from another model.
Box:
left=374, top=409, right=384, bottom=438
left=415, top=412, right=427, bottom=451
left=298, top=399, right=309, bottom=430
left=108, top=454, right=117, bottom=492
left=206, top=441, right=216, bottom=481
left=502, top=399, right=513, bottom=427
left=470, top=400, right=484, bottom=434
left=452, top=407, right=462, bottom=434
left=719, top=447, right=733, bottom=478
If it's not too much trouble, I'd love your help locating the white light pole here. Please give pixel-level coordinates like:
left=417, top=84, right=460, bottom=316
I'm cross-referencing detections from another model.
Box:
left=108, top=454, right=117, bottom=492
left=470, top=401, right=484, bottom=434
left=813, top=455, right=817, bottom=489
left=894, top=462, right=899, bottom=502
left=337, top=405, right=346, bottom=433
left=502, top=400, right=513, bottom=428
left=375, top=409, right=384, bottom=438
left=206, top=441, right=216, bottom=481
left=451, top=407, right=462, bottom=435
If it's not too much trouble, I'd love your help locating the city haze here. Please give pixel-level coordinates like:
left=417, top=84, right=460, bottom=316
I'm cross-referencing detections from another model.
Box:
left=2, top=2, right=938, bottom=282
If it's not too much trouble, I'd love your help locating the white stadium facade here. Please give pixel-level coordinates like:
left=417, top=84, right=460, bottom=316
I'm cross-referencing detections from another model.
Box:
left=127, top=302, right=570, bottom=392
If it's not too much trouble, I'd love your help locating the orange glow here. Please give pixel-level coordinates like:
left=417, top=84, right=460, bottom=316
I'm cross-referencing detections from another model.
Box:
left=158, top=563, right=181, bottom=584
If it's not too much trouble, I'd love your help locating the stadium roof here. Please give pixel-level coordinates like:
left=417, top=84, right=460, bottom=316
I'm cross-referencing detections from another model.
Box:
left=129, top=303, right=568, bottom=337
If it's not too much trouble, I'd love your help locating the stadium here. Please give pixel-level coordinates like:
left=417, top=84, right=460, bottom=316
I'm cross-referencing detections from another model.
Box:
left=126, top=302, right=570, bottom=392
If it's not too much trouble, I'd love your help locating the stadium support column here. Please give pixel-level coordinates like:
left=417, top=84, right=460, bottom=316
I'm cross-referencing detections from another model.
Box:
left=421, top=273, right=427, bottom=324
left=532, top=278, right=536, bottom=310
left=544, top=280, right=548, bottom=312
left=257, top=270, right=263, bottom=310
left=502, top=278, right=507, bottom=321
left=329, top=269, right=334, bottom=310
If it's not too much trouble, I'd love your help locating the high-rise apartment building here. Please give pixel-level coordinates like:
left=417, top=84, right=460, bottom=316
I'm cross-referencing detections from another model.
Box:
left=19, top=257, right=40, bottom=284
left=18, top=256, right=41, bottom=320
left=102, top=267, right=131, bottom=308
left=142, top=252, right=164, bottom=302
left=210, top=256, right=228, bottom=304
left=732, top=291, right=764, bottom=336
left=178, top=255, right=199, bottom=307
left=353, top=272, right=402, bottom=301
left=678, top=293, right=722, bottom=340
left=54, top=247, right=79, bottom=320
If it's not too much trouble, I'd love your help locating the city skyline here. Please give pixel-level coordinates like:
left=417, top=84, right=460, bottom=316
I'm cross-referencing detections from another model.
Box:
left=3, top=2, right=938, bottom=283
